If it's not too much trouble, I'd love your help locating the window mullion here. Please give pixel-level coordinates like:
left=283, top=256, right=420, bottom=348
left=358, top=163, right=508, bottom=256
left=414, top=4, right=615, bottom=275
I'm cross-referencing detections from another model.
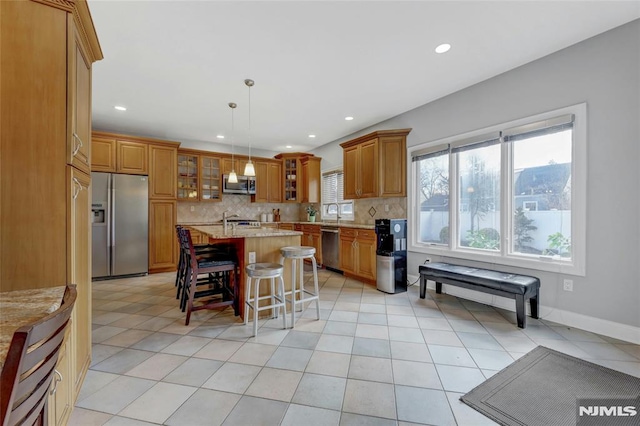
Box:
left=450, top=151, right=459, bottom=251
left=501, top=140, right=511, bottom=257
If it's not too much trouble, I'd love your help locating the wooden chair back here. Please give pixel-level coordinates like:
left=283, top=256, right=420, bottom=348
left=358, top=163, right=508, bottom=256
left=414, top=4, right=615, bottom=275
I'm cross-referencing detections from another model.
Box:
left=0, top=285, right=77, bottom=426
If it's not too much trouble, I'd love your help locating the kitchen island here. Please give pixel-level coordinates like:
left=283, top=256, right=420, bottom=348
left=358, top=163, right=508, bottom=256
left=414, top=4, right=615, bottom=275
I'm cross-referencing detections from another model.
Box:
left=190, top=225, right=302, bottom=319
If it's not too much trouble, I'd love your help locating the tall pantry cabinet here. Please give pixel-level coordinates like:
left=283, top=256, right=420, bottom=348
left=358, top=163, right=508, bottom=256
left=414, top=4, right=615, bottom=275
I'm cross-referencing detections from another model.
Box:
left=0, top=0, right=102, bottom=424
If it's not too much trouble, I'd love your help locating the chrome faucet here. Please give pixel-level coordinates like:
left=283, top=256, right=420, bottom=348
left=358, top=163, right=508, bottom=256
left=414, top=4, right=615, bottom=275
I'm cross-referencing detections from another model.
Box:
left=223, top=211, right=239, bottom=233
left=327, top=203, right=341, bottom=225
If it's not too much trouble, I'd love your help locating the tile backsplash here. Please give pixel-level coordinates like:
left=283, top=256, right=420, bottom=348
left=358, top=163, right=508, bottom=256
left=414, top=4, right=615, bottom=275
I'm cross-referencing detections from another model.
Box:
left=353, top=197, right=407, bottom=224
left=301, top=197, right=407, bottom=225
left=178, top=195, right=408, bottom=225
left=177, top=195, right=302, bottom=223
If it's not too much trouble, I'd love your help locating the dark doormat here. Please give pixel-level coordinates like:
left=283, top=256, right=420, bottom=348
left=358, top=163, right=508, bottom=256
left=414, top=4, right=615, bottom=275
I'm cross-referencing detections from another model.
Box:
left=461, top=346, right=640, bottom=426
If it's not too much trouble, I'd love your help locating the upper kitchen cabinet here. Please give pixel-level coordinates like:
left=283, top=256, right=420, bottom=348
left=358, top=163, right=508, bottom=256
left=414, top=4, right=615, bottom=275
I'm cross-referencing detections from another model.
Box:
left=149, top=144, right=178, bottom=199
left=117, top=140, right=148, bottom=175
left=177, top=149, right=222, bottom=202
left=0, top=0, right=102, bottom=420
left=222, top=157, right=249, bottom=176
left=200, top=155, right=222, bottom=201
left=91, top=136, right=116, bottom=172
left=275, top=153, right=321, bottom=203
left=340, top=129, right=411, bottom=199
left=301, top=156, right=322, bottom=203
left=177, top=151, right=199, bottom=200
left=67, top=18, right=92, bottom=175
left=93, top=132, right=180, bottom=196
left=253, top=160, right=283, bottom=203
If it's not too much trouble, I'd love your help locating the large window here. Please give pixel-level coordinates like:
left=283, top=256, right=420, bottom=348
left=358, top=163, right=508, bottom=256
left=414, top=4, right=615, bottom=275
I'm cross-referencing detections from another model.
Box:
left=409, top=104, right=586, bottom=275
left=322, top=169, right=354, bottom=221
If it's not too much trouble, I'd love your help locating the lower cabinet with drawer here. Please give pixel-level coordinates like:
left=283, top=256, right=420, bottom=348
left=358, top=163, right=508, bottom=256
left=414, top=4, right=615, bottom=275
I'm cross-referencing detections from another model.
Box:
left=301, top=224, right=322, bottom=265
left=339, top=227, right=376, bottom=284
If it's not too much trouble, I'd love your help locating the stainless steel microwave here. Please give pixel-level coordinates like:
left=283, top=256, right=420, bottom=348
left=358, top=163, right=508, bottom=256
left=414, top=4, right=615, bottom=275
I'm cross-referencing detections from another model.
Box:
left=223, top=174, right=256, bottom=195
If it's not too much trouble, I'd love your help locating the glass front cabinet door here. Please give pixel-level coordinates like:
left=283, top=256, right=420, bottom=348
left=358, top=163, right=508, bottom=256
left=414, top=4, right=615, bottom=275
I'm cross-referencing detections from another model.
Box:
left=178, top=154, right=198, bottom=200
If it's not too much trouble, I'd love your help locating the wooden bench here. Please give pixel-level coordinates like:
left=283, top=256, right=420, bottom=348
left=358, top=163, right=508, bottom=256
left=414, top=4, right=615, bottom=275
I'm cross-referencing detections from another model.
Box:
left=419, top=262, right=540, bottom=328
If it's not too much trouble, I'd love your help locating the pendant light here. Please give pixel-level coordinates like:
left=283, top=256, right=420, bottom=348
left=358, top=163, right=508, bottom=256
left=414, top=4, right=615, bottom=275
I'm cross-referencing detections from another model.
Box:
left=228, top=102, right=238, bottom=183
left=243, top=78, right=256, bottom=177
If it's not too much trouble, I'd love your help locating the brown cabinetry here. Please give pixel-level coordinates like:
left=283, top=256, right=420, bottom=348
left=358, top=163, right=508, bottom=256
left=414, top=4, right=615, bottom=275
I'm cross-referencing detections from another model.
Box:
left=275, top=153, right=321, bottom=203
left=339, top=227, right=376, bottom=283
left=200, top=155, right=222, bottom=201
left=301, top=157, right=322, bottom=203
left=253, top=160, right=283, bottom=203
left=341, top=129, right=411, bottom=199
left=222, top=157, right=249, bottom=176
left=93, top=132, right=180, bottom=274
left=177, top=153, right=199, bottom=200
left=150, top=144, right=178, bottom=199
left=0, top=0, right=102, bottom=419
left=91, top=136, right=116, bottom=172
left=68, top=20, right=92, bottom=175
left=48, top=330, right=72, bottom=426
left=301, top=224, right=322, bottom=265
left=68, top=168, right=91, bottom=397
left=177, top=150, right=222, bottom=202
left=117, top=140, right=148, bottom=175
left=149, top=200, right=178, bottom=272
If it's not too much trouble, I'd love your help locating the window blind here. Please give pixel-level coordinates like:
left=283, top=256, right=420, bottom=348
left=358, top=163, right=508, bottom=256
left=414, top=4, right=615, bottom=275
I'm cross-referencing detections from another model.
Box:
left=322, top=170, right=344, bottom=203
left=503, top=114, right=575, bottom=142
left=412, top=145, right=450, bottom=162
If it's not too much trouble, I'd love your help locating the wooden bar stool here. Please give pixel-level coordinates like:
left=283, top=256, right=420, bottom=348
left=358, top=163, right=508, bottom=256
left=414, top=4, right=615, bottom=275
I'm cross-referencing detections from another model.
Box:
left=280, top=246, right=320, bottom=327
left=181, top=229, right=239, bottom=325
left=244, top=263, right=287, bottom=337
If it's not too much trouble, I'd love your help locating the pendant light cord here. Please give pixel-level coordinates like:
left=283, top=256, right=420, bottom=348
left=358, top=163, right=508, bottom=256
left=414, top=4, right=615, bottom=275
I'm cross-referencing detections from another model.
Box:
left=247, top=81, right=252, bottom=162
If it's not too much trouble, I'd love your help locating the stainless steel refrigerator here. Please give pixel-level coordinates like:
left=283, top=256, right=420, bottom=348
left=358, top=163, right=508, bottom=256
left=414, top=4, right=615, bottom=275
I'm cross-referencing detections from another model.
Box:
left=92, top=172, right=149, bottom=278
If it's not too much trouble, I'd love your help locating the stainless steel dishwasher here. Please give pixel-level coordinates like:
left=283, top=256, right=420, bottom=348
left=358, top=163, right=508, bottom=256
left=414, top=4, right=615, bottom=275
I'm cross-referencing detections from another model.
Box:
left=321, top=226, right=341, bottom=272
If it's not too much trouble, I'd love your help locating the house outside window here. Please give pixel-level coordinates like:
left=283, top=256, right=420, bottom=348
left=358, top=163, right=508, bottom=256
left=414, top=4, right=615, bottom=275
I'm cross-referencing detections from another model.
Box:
left=322, top=169, right=354, bottom=221
left=409, top=104, right=586, bottom=275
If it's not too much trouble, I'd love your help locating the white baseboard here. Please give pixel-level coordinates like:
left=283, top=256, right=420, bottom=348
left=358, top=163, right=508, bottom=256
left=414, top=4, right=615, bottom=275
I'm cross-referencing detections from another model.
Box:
left=408, top=274, right=640, bottom=345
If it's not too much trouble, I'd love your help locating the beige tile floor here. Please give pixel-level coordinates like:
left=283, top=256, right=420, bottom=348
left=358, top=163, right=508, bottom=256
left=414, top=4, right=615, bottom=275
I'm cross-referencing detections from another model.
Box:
left=71, top=269, right=640, bottom=425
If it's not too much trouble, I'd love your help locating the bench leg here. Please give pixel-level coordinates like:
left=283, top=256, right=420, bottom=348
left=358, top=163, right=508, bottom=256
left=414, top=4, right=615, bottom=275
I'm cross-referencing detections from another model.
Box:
left=420, top=275, right=426, bottom=299
left=530, top=295, right=539, bottom=319
left=435, top=282, right=442, bottom=294
left=515, top=295, right=526, bottom=328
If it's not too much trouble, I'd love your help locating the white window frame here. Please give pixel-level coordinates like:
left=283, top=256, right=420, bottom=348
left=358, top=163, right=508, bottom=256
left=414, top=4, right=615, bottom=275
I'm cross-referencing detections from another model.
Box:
left=408, top=103, right=587, bottom=276
left=322, top=168, right=354, bottom=221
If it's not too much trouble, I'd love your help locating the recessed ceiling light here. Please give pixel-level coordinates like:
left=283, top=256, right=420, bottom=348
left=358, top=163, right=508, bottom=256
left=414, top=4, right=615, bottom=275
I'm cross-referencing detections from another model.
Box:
left=435, top=43, right=451, bottom=54
left=286, top=145, right=293, bottom=149
left=345, top=116, right=354, bottom=121
left=217, top=135, right=225, bottom=139
left=308, top=134, right=316, bottom=138
left=114, top=105, right=127, bottom=111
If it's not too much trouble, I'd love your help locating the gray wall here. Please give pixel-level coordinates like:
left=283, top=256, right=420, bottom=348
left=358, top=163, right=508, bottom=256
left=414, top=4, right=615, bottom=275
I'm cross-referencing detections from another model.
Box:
left=312, top=20, right=640, bottom=328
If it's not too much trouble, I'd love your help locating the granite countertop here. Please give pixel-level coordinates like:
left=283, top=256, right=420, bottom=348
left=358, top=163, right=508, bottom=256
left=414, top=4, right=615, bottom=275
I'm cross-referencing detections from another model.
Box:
left=180, top=221, right=375, bottom=230
left=283, top=222, right=376, bottom=230
left=191, top=225, right=302, bottom=239
left=0, top=286, right=66, bottom=369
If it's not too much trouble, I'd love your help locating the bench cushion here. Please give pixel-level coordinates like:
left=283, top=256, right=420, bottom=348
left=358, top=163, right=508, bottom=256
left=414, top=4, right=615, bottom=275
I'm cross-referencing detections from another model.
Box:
left=419, top=262, right=539, bottom=295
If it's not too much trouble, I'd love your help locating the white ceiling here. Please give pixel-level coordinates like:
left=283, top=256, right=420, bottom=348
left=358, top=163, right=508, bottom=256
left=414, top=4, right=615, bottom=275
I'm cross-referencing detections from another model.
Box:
left=89, top=1, right=639, bottom=154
